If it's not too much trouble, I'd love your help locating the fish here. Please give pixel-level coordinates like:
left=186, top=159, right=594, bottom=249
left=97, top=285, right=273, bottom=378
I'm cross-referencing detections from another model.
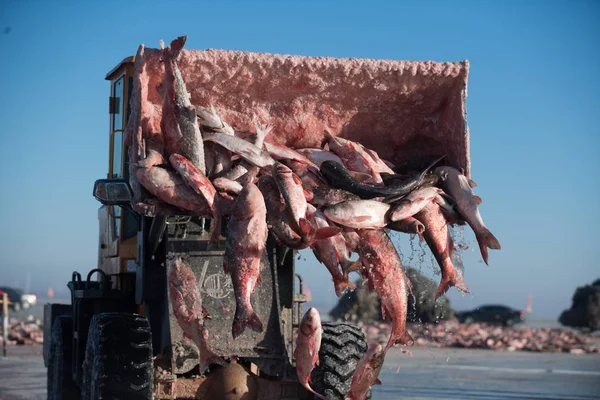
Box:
left=169, top=153, right=220, bottom=241
left=355, top=229, right=413, bottom=349
left=223, top=182, right=268, bottom=338
left=272, top=162, right=309, bottom=233
left=297, top=147, right=344, bottom=166
left=307, top=207, right=358, bottom=296
left=387, top=187, right=444, bottom=222
left=414, top=202, right=470, bottom=299
left=434, top=193, right=466, bottom=226
left=160, top=36, right=206, bottom=174
left=204, top=131, right=275, bottom=169
left=168, top=256, right=226, bottom=372
left=136, top=166, right=213, bottom=217
left=258, top=175, right=303, bottom=249
left=262, top=141, right=319, bottom=170
left=219, top=120, right=273, bottom=180
left=294, top=308, right=327, bottom=400
left=212, top=177, right=243, bottom=195
left=195, top=104, right=235, bottom=135
left=320, top=160, right=408, bottom=199
left=387, top=217, right=425, bottom=234
left=435, top=166, right=501, bottom=265
left=309, top=186, right=361, bottom=208
left=346, top=343, right=385, bottom=400
left=325, top=132, right=384, bottom=183
left=324, top=200, right=390, bottom=230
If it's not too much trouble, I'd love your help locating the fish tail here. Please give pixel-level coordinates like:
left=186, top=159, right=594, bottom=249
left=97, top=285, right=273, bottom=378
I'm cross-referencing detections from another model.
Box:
left=304, top=384, right=328, bottom=400
left=334, top=278, right=356, bottom=297
left=232, top=307, right=263, bottom=339
left=342, top=261, right=363, bottom=279
left=166, top=36, right=186, bottom=58
left=476, top=228, right=501, bottom=265
left=435, top=273, right=470, bottom=300
left=386, top=330, right=414, bottom=351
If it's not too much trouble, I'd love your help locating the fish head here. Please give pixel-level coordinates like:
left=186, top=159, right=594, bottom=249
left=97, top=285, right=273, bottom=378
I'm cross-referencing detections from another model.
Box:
left=365, top=343, right=385, bottom=370
left=300, top=307, right=322, bottom=336
left=273, top=162, right=293, bottom=176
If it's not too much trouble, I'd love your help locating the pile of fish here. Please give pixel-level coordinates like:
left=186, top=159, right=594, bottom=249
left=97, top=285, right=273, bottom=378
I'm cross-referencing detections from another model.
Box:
left=362, top=320, right=599, bottom=354
left=0, top=317, right=44, bottom=346
left=142, top=37, right=501, bottom=399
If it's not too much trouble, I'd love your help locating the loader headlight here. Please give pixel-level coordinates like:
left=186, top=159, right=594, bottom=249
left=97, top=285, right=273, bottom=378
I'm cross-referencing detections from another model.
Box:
left=93, top=179, right=133, bottom=206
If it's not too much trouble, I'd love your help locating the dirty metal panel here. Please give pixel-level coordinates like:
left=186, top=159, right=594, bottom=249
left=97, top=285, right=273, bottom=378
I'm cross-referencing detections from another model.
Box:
left=166, top=218, right=288, bottom=376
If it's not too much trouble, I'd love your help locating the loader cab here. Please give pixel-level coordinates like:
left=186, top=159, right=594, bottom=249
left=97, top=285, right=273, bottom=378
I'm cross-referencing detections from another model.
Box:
left=98, top=57, right=139, bottom=276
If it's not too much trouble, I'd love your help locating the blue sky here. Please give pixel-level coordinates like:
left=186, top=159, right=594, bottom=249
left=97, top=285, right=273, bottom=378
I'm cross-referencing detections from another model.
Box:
left=0, top=1, right=598, bottom=318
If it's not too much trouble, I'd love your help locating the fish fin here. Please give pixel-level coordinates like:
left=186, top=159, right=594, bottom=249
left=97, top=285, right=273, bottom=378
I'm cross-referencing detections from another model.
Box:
left=350, top=171, right=376, bottom=183
left=375, top=378, right=383, bottom=385
left=232, top=308, right=263, bottom=339
left=473, top=195, right=483, bottom=205
left=292, top=173, right=303, bottom=185
left=405, top=278, right=414, bottom=296
left=436, top=272, right=470, bottom=301
left=342, top=261, right=363, bottom=278
left=475, top=228, right=502, bottom=265
left=355, top=216, right=373, bottom=222
left=468, top=178, right=478, bottom=188
left=256, top=274, right=263, bottom=287
left=303, top=187, right=314, bottom=201
left=315, top=226, right=341, bottom=240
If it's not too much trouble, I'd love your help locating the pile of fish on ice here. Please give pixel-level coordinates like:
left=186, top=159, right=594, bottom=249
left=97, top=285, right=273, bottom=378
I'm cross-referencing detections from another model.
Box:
left=134, top=37, right=501, bottom=399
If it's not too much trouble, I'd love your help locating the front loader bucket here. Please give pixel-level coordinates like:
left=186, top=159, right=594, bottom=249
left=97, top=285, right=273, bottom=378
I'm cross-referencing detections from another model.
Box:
left=125, top=38, right=470, bottom=215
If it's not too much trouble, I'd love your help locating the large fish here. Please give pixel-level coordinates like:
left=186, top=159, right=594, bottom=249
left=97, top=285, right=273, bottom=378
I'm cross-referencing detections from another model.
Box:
left=387, top=187, right=444, bottom=222
left=295, top=308, right=327, bottom=400
left=325, top=132, right=384, bottom=183
left=324, top=200, right=390, bottom=230
left=272, top=162, right=308, bottom=233
left=435, top=166, right=501, bottom=265
left=297, top=147, right=344, bottom=167
left=223, top=182, right=268, bottom=338
left=346, top=343, right=385, bottom=400
left=169, top=153, right=220, bottom=240
left=414, top=202, right=470, bottom=299
left=196, top=105, right=234, bottom=178
left=309, top=186, right=361, bottom=208
left=204, top=131, right=275, bottom=169
left=136, top=166, right=212, bottom=217
left=356, top=229, right=413, bottom=349
left=307, top=207, right=358, bottom=296
left=160, top=36, right=205, bottom=174
left=168, top=256, right=225, bottom=372
left=258, top=175, right=303, bottom=249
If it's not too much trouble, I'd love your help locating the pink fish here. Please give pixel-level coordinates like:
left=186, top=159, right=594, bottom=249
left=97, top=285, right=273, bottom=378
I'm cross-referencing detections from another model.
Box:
left=169, top=153, right=220, bottom=240
left=307, top=207, right=358, bottom=296
left=414, top=202, right=470, bottom=299
left=388, top=187, right=444, bottom=222
left=435, top=166, right=501, bottom=265
left=223, top=182, right=268, bottom=338
left=168, top=256, right=225, bottom=372
left=356, top=229, right=413, bottom=350
left=324, top=200, right=390, bottom=229
left=135, top=166, right=212, bottom=217
left=160, top=36, right=205, bottom=173
left=295, top=308, right=327, bottom=400
left=325, top=132, right=384, bottom=183
left=346, top=343, right=385, bottom=400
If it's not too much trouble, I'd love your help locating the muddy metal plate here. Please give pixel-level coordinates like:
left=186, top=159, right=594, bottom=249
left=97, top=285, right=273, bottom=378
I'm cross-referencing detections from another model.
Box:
left=166, top=220, right=288, bottom=376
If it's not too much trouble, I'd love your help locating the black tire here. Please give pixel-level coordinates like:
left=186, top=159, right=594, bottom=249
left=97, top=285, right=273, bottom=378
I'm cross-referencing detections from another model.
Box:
left=81, top=313, right=153, bottom=400
left=311, top=321, right=371, bottom=400
left=47, top=315, right=81, bottom=400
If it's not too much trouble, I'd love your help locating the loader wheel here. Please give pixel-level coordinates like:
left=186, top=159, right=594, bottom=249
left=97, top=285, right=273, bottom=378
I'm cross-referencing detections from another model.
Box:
left=311, top=322, right=371, bottom=400
left=81, top=313, right=153, bottom=400
left=47, top=315, right=81, bottom=400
